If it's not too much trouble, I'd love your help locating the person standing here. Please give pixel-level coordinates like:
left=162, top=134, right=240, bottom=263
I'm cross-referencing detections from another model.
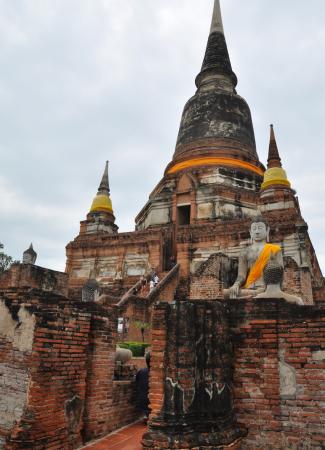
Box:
left=153, top=274, right=159, bottom=287
left=135, top=352, right=151, bottom=421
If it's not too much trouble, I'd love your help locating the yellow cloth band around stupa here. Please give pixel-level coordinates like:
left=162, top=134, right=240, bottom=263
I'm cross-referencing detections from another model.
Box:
left=167, top=157, right=264, bottom=176
left=261, top=167, right=291, bottom=190
left=90, top=194, right=113, bottom=213
left=244, top=243, right=281, bottom=288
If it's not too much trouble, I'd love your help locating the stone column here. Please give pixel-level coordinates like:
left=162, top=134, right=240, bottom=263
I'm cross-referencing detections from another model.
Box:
left=142, top=300, right=245, bottom=449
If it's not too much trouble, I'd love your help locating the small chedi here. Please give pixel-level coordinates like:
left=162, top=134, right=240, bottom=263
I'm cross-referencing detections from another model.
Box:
left=22, top=243, right=37, bottom=265
left=0, top=1, right=324, bottom=450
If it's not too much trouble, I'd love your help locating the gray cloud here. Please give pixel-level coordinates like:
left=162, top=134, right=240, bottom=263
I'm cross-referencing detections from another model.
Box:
left=0, top=0, right=324, bottom=273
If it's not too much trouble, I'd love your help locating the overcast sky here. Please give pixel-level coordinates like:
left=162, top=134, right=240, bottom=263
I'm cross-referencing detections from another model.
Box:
left=0, top=0, right=324, bottom=273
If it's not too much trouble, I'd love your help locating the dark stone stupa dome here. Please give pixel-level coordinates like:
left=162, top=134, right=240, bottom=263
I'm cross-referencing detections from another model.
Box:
left=169, top=0, right=262, bottom=174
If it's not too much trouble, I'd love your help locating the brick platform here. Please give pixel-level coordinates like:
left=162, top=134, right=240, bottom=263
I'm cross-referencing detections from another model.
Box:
left=81, top=422, right=146, bottom=450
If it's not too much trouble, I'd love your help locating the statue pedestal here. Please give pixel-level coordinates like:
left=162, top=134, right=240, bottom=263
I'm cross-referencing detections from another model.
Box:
left=142, top=300, right=246, bottom=449
left=142, top=427, right=244, bottom=449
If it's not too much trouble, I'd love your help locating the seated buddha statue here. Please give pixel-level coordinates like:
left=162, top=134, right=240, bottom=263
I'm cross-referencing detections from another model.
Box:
left=224, top=217, right=283, bottom=299
left=255, top=255, right=303, bottom=305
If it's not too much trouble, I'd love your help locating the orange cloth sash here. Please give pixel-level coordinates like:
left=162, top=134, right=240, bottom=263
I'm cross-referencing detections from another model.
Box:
left=244, top=243, right=281, bottom=288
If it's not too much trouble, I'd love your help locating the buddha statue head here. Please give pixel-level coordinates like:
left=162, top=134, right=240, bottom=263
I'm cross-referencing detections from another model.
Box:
left=256, top=252, right=304, bottom=305
left=263, top=255, right=284, bottom=286
left=250, top=216, right=270, bottom=243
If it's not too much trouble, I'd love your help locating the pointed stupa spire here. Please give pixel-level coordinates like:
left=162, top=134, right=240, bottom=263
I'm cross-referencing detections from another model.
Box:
left=196, top=0, right=237, bottom=89
left=98, top=160, right=110, bottom=195
left=267, top=125, right=282, bottom=168
left=90, top=161, right=113, bottom=214
left=210, top=0, right=224, bottom=34
left=261, top=125, right=291, bottom=191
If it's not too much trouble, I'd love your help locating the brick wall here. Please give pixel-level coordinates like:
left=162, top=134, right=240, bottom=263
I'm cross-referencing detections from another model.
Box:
left=81, top=302, right=116, bottom=442
left=0, top=264, right=68, bottom=297
left=146, top=303, right=168, bottom=422
left=283, top=256, right=314, bottom=305
left=0, top=299, right=34, bottom=448
left=82, top=301, right=138, bottom=441
left=0, top=265, right=142, bottom=449
left=230, top=298, right=325, bottom=449
left=112, top=381, right=139, bottom=430
left=0, top=291, right=91, bottom=450
left=189, top=274, right=222, bottom=299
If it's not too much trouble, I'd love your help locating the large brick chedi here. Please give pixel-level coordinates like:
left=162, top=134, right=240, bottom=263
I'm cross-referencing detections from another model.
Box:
left=65, top=0, right=324, bottom=449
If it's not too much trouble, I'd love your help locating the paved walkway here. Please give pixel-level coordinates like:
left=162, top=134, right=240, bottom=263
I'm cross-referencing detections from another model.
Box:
left=81, top=422, right=146, bottom=450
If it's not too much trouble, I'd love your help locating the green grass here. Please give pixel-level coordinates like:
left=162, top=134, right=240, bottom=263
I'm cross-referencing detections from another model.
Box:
left=118, top=341, right=150, bottom=357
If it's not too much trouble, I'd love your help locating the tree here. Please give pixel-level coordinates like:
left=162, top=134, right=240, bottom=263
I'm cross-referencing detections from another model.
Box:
left=134, top=321, right=151, bottom=343
left=0, top=242, right=13, bottom=274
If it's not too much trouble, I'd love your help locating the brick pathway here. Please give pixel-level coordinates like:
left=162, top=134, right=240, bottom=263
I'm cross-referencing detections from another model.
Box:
left=81, top=422, right=146, bottom=450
